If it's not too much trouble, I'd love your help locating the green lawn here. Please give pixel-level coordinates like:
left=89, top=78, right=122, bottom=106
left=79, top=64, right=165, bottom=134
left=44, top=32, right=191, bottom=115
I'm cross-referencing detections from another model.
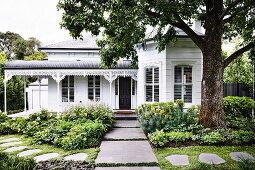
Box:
left=154, top=146, right=255, bottom=170
left=0, top=134, right=99, bottom=163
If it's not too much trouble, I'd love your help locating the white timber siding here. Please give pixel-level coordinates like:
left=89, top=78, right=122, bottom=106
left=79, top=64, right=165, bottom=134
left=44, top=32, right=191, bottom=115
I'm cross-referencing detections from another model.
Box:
left=137, top=38, right=202, bottom=108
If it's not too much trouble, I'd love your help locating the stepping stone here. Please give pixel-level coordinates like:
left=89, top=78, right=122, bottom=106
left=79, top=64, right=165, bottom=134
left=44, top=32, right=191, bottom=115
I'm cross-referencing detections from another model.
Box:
left=104, top=128, right=146, bottom=140
left=230, top=152, right=255, bottom=162
left=114, top=120, right=139, bottom=128
left=34, top=153, right=59, bottom=162
left=95, top=141, right=158, bottom=164
left=18, top=149, right=42, bottom=157
left=0, top=141, right=23, bottom=147
left=64, top=153, right=88, bottom=161
left=166, top=154, right=189, bottom=166
left=0, top=138, right=19, bottom=143
left=3, top=146, right=27, bottom=153
left=199, top=153, right=225, bottom=165
left=95, top=167, right=161, bottom=170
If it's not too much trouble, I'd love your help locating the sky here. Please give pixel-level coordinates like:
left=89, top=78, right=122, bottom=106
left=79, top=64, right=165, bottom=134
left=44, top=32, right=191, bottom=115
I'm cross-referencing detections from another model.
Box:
left=0, top=0, right=71, bottom=46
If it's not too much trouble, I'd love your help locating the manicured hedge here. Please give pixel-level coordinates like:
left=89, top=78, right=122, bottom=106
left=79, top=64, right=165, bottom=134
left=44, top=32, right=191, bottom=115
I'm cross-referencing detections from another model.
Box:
left=224, top=96, right=255, bottom=118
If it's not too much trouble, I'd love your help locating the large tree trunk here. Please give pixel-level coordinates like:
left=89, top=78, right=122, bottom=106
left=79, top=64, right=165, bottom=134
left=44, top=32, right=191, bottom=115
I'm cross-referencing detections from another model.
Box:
left=199, top=0, right=225, bottom=128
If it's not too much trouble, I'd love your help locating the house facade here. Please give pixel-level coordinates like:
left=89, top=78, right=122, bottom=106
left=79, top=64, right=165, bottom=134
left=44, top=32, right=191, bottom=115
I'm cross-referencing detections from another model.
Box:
left=3, top=30, right=203, bottom=113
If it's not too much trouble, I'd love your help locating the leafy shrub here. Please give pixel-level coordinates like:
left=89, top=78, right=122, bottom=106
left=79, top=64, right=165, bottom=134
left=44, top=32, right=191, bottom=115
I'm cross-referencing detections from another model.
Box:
left=166, top=131, right=193, bottom=143
left=27, top=109, right=56, bottom=122
left=201, top=130, right=226, bottom=145
left=232, top=130, right=254, bottom=145
left=56, top=121, right=106, bottom=150
left=61, top=104, right=114, bottom=127
left=136, top=101, right=199, bottom=133
left=0, top=120, right=17, bottom=134
left=226, top=116, right=255, bottom=131
left=0, top=152, right=36, bottom=170
left=148, top=130, right=168, bottom=147
left=33, top=120, right=73, bottom=145
left=0, top=112, right=9, bottom=122
left=224, top=96, right=255, bottom=118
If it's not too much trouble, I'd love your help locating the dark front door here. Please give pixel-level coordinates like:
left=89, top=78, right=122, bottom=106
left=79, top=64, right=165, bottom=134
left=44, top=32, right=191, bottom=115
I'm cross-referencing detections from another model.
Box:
left=119, top=77, right=131, bottom=109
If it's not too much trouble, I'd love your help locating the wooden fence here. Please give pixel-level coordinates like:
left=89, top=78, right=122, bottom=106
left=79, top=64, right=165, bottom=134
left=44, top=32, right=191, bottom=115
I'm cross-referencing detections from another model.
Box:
left=223, top=83, right=252, bottom=97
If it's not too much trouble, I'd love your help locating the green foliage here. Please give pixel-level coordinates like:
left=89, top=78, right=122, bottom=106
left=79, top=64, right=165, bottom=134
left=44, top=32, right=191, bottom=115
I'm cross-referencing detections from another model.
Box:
left=148, top=130, right=168, bottom=147
left=24, top=51, right=47, bottom=61
left=166, top=131, right=192, bottom=143
left=56, top=121, right=107, bottom=150
left=224, top=96, right=255, bottom=118
left=232, top=130, right=255, bottom=145
left=137, top=101, right=199, bottom=133
left=61, top=104, right=114, bottom=127
left=237, top=157, right=255, bottom=170
left=148, top=130, right=192, bottom=147
left=226, top=116, right=255, bottom=131
left=224, top=53, right=253, bottom=86
left=0, top=152, right=36, bottom=170
left=200, top=130, right=226, bottom=145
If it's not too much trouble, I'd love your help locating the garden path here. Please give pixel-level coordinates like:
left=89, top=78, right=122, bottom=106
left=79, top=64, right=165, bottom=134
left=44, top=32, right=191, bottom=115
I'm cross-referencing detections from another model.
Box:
left=95, top=116, right=160, bottom=170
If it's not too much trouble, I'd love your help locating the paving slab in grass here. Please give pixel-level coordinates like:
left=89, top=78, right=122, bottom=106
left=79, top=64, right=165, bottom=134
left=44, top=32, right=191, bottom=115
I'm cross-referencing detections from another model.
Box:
left=199, top=153, right=225, bottom=165
left=95, top=141, right=158, bottom=164
left=114, top=120, right=139, bottom=128
left=3, top=146, right=27, bottom=153
left=0, top=138, right=19, bottom=143
left=0, top=141, right=23, bottom=147
left=64, top=153, right=88, bottom=161
left=230, top=152, right=255, bottom=162
left=34, top=153, right=59, bottom=162
left=104, top=128, right=146, bottom=140
left=165, top=154, right=189, bottom=166
left=18, top=149, right=42, bottom=157
left=95, top=167, right=161, bottom=170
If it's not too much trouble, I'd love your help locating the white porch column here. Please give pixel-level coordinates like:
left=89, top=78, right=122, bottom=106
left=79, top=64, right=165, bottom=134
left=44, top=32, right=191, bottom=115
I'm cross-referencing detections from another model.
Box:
left=38, top=77, right=41, bottom=109
left=52, top=73, right=65, bottom=115
left=4, top=80, right=7, bottom=114
left=24, top=76, right=27, bottom=111
left=109, top=72, right=112, bottom=108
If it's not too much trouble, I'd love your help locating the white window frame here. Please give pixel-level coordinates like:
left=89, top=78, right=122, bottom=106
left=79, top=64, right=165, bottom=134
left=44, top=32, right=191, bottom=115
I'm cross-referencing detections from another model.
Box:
left=174, top=65, right=193, bottom=103
left=145, top=66, right=159, bottom=102
left=62, top=76, right=74, bottom=103
left=88, top=76, right=100, bottom=102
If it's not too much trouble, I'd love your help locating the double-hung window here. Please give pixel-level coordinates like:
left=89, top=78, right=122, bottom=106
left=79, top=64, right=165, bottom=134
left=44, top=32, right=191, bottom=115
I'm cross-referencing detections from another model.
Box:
left=145, top=67, right=159, bottom=102
left=88, top=76, right=100, bottom=101
left=62, top=76, right=74, bottom=102
left=174, top=66, right=192, bottom=103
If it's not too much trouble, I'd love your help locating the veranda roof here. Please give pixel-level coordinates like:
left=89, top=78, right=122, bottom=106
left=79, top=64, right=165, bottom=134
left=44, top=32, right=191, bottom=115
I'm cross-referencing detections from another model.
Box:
left=4, top=60, right=137, bottom=70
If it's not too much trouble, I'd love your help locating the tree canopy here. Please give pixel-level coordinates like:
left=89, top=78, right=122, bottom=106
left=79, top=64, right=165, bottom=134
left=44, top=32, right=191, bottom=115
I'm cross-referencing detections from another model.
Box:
left=58, top=0, right=255, bottom=128
left=0, top=31, right=42, bottom=60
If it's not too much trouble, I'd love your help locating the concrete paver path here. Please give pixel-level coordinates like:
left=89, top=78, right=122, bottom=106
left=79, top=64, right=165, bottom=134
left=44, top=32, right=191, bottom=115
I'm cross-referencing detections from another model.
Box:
left=18, top=149, right=42, bottom=157
left=104, top=128, right=147, bottom=140
left=165, top=155, right=189, bottom=166
left=96, top=119, right=159, bottom=169
left=4, top=146, right=27, bottom=153
left=230, top=152, right=255, bottom=162
left=199, top=153, right=225, bottom=165
left=114, top=120, right=139, bottom=128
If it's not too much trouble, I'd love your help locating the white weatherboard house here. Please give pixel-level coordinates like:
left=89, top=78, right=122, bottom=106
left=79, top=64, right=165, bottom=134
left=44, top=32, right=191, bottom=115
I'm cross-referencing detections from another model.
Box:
left=3, top=28, right=203, bottom=114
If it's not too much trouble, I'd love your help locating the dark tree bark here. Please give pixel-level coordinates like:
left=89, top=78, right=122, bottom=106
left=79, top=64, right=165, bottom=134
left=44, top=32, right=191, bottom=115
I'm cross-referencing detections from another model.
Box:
left=199, top=0, right=225, bottom=128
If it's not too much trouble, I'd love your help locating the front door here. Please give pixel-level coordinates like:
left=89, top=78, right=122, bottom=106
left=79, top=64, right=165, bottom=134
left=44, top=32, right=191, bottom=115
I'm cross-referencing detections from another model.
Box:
left=119, top=77, right=131, bottom=109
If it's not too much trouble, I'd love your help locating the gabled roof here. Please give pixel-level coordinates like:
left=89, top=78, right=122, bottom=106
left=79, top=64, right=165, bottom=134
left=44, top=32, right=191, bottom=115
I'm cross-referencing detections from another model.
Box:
left=4, top=60, right=137, bottom=70
left=39, top=34, right=100, bottom=50
left=40, top=29, right=204, bottom=50
left=145, top=28, right=204, bottom=41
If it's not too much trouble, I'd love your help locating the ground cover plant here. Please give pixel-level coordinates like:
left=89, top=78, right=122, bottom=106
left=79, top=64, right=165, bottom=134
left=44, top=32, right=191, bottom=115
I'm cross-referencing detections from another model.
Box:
left=0, top=103, right=114, bottom=150
left=154, top=146, right=255, bottom=170
left=137, top=97, right=255, bottom=147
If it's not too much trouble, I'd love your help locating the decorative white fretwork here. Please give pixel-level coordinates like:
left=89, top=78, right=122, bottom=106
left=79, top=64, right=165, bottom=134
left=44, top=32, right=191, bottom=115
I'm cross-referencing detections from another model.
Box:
left=4, top=69, right=138, bottom=83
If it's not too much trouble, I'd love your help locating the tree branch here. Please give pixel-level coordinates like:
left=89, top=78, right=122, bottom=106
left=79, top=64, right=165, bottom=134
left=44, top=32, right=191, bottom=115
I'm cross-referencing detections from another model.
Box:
left=224, top=42, right=254, bottom=68
left=222, top=0, right=244, bottom=18
left=145, top=10, right=204, bottom=50
left=172, top=14, right=204, bottom=50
